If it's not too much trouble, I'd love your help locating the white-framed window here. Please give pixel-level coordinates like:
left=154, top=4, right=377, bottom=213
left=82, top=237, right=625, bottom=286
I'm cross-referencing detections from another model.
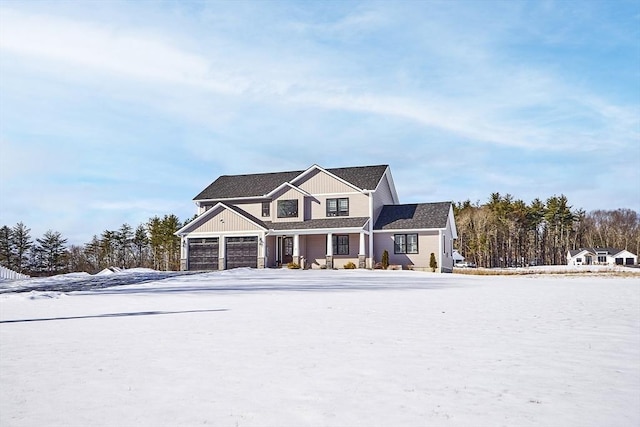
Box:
left=327, top=198, right=349, bottom=217
left=394, top=234, right=418, bottom=254
left=277, top=199, right=298, bottom=218
left=332, top=235, right=349, bottom=255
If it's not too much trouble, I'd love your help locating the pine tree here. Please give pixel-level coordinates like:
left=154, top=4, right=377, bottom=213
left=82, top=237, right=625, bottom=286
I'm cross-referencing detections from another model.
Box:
left=36, top=230, right=68, bottom=274
left=0, top=225, right=12, bottom=269
left=11, top=222, right=32, bottom=274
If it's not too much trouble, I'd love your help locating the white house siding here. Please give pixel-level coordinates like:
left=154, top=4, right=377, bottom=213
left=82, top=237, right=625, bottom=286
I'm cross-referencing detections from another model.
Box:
left=373, top=231, right=440, bottom=270
left=308, top=193, right=370, bottom=219
left=331, top=234, right=362, bottom=269
left=371, top=177, right=396, bottom=223
left=297, top=169, right=357, bottom=194
left=440, top=224, right=455, bottom=272
left=304, top=235, right=327, bottom=268
left=230, top=200, right=265, bottom=220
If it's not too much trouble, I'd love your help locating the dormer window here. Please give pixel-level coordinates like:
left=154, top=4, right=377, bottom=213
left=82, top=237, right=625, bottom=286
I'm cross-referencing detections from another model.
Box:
left=327, top=198, right=349, bottom=217
left=277, top=199, right=298, bottom=218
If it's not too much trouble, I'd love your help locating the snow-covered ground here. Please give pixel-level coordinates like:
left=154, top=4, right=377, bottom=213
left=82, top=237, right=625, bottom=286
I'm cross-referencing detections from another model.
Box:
left=1, top=269, right=638, bottom=427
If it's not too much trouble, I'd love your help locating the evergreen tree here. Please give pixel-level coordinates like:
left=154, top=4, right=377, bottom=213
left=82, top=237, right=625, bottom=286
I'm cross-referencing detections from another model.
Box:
left=115, top=223, right=133, bottom=268
left=11, top=222, right=32, bottom=274
left=36, top=230, right=68, bottom=274
left=0, top=225, right=12, bottom=269
left=131, top=224, right=149, bottom=268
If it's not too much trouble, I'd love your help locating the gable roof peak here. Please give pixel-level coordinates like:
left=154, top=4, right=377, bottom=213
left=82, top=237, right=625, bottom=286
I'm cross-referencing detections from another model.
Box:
left=194, top=163, right=389, bottom=200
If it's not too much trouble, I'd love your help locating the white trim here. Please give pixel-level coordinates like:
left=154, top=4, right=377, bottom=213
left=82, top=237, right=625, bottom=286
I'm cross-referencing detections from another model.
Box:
left=267, top=227, right=370, bottom=236
left=266, top=182, right=312, bottom=198
left=196, top=196, right=269, bottom=204
left=373, top=227, right=445, bottom=234
left=438, top=229, right=443, bottom=273
left=448, top=204, right=458, bottom=239
left=183, top=232, right=262, bottom=239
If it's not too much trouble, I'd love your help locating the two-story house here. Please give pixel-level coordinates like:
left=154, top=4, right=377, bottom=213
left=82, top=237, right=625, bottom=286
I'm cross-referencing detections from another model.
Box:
left=175, top=164, right=457, bottom=272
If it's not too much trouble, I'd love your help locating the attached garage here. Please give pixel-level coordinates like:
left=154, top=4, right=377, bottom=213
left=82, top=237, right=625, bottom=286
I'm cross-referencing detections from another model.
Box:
left=188, top=238, right=219, bottom=271
left=226, top=236, right=258, bottom=269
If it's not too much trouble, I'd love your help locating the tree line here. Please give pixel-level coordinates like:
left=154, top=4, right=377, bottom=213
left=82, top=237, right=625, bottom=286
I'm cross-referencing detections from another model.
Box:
left=1, top=194, right=638, bottom=275
left=454, top=193, right=640, bottom=268
left=0, top=214, right=189, bottom=276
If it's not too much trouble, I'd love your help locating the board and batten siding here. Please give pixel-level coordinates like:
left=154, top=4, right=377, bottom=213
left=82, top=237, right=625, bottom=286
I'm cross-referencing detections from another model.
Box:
left=297, top=169, right=357, bottom=194
left=190, top=208, right=263, bottom=234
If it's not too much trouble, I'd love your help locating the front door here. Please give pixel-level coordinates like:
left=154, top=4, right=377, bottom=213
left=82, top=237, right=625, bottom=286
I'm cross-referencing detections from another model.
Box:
left=282, top=237, right=293, bottom=264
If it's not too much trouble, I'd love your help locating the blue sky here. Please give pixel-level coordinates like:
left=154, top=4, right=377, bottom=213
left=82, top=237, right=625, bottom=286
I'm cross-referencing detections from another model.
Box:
left=1, top=0, right=638, bottom=244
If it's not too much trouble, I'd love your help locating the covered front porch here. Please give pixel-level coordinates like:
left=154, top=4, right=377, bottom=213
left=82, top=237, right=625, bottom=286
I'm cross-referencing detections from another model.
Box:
left=265, top=230, right=371, bottom=269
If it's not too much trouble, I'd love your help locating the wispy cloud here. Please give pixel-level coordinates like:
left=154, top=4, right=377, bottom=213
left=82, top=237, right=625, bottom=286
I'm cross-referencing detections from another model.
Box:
left=0, top=1, right=638, bottom=243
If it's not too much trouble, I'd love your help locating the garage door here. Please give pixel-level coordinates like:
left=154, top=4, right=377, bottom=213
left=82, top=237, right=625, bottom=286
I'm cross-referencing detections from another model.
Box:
left=188, top=238, right=219, bottom=270
left=226, top=236, right=258, bottom=269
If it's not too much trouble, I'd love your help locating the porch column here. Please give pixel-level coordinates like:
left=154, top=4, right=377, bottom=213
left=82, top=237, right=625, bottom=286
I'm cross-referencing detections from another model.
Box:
left=218, top=235, right=225, bottom=270
left=180, top=237, right=187, bottom=271
left=293, top=234, right=300, bottom=266
left=326, top=233, right=333, bottom=269
left=257, top=233, right=266, bottom=269
left=358, top=232, right=366, bottom=269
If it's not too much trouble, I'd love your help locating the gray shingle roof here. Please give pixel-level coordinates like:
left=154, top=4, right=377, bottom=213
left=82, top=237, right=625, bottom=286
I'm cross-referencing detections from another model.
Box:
left=194, top=165, right=388, bottom=200
left=374, top=202, right=452, bottom=230
left=265, top=217, right=369, bottom=231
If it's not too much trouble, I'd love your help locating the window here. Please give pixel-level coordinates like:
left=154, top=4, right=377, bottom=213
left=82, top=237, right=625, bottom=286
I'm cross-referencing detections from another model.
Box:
left=277, top=199, right=298, bottom=218
left=597, top=255, right=607, bottom=263
left=327, top=198, right=349, bottom=216
left=332, top=235, right=349, bottom=255
left=394, top=234, right=418, bottom=254
left=262, top=202, right=270, bottom=217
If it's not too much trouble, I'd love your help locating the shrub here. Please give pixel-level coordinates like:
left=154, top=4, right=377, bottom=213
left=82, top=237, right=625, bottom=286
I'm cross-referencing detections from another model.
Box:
left=430, top=253, right=437, bottom=272
left=287, top=262, right=301, bottom=269
left=344, top=261, right=356, bottom=269
left=382, top=250, right=389, bottom=270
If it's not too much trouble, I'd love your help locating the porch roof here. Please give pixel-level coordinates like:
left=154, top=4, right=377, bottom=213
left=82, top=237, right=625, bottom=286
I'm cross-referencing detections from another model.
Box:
left=265, top=217, right=369, bottom=232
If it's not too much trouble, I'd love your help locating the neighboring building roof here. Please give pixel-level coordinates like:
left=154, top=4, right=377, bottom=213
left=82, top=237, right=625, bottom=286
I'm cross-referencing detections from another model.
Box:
left=569, top=247, right=635, bottom=257
left=374, top=202, right=452, bottom=230
left=265, top=217, right=369, bottom=231
left=193, top=164, right=389, bottom=200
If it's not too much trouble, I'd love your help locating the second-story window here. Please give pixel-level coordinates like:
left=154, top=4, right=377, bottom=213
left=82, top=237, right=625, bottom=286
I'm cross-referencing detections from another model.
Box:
left=262, top=202, right=270, bottom=217
left=277, top=199, right=298, bottom=218
left=327, top=198, right=349, bottom=217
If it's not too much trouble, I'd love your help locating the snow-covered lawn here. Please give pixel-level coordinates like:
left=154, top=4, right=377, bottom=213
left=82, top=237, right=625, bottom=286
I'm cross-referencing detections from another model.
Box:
left=1, top=269, right=638, bottom=427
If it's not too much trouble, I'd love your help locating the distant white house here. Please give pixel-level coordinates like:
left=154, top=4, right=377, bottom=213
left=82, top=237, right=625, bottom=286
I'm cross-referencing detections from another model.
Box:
left=567, top=248, right=637, bottom=266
